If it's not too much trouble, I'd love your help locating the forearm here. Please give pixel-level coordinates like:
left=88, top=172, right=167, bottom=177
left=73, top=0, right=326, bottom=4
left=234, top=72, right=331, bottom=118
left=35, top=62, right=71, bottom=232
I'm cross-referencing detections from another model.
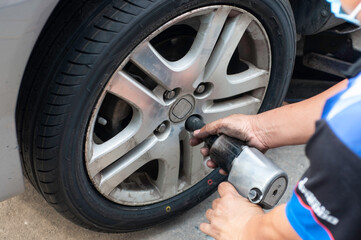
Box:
left=245, top=204, right=300, bottom=240
left=255, top=80, right=348, bottom=148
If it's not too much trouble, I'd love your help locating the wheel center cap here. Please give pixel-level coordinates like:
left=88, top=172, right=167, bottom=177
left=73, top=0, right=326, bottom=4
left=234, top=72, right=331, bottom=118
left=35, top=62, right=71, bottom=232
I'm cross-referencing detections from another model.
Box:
left=169, top=95, right=195, bottom=123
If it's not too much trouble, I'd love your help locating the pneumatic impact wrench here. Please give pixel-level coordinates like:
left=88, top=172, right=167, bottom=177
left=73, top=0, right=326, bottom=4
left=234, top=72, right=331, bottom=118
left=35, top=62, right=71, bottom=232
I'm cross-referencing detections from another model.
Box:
left=185, top=115, right=288, bottom=209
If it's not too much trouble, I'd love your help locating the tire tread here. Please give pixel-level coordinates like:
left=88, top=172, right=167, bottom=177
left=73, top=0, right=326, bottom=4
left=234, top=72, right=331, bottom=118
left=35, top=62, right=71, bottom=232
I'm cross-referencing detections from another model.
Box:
left=18, top=0, right=157, bottom=231
left=16, top=0, right=296, bottom=232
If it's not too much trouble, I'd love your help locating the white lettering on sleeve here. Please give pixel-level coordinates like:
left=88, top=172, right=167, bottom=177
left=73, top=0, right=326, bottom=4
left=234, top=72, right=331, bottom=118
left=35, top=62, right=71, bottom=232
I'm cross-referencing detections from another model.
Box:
left=298, top=178, right=339, bottom=225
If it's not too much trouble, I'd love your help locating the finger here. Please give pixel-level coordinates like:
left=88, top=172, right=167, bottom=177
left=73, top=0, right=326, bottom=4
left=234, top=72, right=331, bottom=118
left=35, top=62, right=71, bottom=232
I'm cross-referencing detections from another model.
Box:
left=212, top=198, right=220, bottom=210
left=189, top=136, right=203, bottom=146
left=200, top=223, right=219, bottom=239
left=194, top=120, right=224, bottom=139
left=219, top=169, right=228, bottom=176
left=206, top=160, right=217, bottom=168
left=206, top=160, right=228, bottom=174
left=218, top=182, right=239, bottom=197
left=205, top=208, right=214, bottom=222
left=200, top=147, right=209, bottom=157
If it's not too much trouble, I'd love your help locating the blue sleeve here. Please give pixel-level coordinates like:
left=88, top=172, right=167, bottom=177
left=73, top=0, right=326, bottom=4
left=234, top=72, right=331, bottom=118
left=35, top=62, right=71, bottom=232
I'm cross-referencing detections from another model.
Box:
left=286, top=73, right=361, bottom=240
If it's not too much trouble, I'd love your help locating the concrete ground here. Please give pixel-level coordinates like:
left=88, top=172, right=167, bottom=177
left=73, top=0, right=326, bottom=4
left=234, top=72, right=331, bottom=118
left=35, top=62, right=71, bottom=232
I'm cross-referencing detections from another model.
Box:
left=0, top=145, right=308, bottom=240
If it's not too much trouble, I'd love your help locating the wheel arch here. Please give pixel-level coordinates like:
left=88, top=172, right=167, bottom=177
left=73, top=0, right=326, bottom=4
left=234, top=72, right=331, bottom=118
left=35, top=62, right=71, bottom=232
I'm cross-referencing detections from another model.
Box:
left=289, top=0, right=344, bottom=35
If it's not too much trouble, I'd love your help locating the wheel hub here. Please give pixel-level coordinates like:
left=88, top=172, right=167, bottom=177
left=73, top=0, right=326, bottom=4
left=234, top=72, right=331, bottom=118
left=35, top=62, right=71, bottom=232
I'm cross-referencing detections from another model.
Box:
left=169, top=95, right=195, bottom=123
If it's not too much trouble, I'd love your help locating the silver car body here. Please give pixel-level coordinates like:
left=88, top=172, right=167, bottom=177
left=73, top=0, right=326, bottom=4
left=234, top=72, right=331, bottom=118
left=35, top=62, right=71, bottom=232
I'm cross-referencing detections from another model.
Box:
left=0, top=0, right=59, bottom=201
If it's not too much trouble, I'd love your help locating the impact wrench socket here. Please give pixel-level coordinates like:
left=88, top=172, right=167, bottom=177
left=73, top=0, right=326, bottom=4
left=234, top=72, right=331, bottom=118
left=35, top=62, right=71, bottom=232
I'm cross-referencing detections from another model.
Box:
left=185, top=115, right=288, bottom=209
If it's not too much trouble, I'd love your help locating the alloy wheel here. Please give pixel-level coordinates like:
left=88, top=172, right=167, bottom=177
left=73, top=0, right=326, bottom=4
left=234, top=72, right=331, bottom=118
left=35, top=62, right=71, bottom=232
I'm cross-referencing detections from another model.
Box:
left=85, top=5, right=271, bottom=206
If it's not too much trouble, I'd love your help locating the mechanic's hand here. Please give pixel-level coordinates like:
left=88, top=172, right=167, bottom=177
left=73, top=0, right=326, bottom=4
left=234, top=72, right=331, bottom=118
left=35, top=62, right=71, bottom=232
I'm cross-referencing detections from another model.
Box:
left=189, top=114, right=269, bottom=173
left=200, top=182, right=264, bottom=240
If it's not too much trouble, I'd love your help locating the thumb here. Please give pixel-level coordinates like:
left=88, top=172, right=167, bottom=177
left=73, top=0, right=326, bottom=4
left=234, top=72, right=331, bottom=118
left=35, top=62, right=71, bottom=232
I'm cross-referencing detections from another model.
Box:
left=218, top=182, right=239, bottom=197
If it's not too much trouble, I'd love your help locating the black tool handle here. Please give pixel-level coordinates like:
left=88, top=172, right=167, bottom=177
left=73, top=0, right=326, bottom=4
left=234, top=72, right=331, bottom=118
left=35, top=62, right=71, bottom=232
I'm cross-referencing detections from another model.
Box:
left=209, top=135, right=243, bottom=173
left=185, top=116, right=243, bottom=173
left=185, top=116, right=218, bottom=147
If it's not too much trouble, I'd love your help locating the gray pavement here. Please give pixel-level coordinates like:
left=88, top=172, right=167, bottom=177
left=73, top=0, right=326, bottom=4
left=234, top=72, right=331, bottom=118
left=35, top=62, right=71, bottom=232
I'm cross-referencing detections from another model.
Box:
left=0, top=145, right=308, bottom=240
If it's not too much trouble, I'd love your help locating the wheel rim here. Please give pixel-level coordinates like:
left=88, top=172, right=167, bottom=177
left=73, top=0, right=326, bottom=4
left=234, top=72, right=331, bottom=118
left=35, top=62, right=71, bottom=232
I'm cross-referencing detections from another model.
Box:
left=85, top=5, right=271, bottom=206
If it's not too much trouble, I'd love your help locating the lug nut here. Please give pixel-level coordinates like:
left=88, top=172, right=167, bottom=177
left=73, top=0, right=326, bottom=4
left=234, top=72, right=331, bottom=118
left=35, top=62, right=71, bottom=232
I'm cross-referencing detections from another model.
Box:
left=195, top=83, right=206, bottom=94
left=164, top=90, right=176, bottom=100
left=156, top=123, right=167, bottom=133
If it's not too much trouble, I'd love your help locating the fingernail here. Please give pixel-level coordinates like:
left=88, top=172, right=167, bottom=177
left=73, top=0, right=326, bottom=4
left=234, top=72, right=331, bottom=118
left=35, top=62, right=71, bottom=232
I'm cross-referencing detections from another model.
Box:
left=193, top=130, right=200, bottom=135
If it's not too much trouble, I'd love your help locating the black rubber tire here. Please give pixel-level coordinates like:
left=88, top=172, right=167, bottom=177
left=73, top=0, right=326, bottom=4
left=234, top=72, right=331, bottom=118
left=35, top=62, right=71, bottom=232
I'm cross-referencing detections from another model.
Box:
left=16, top=0, right=296, bottom=232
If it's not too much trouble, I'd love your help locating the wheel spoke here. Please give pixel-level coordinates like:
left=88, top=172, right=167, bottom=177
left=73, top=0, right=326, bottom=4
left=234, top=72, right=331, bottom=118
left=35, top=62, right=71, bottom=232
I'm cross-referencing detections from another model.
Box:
left=107, top=70, right=166, bottom=111
left=88, top=117, right=139, bottom=178
left=87, top=71, right=168, bottom=177
left=198, top=95, right=262, bottom=123
left=88, top=113, right=170, bottom=177
left=181, top=132, right=209, bottom=185
left=209, top=63, right=269, bottom=99
left=130, top=8, right=231, bottom=91
left=130, top=42, right=175, bottom=89
left=98, top=136, right=159, bottom=196
left=151, top=134, right=181, bottom=198
left=204, top=12, right=253, bottom=83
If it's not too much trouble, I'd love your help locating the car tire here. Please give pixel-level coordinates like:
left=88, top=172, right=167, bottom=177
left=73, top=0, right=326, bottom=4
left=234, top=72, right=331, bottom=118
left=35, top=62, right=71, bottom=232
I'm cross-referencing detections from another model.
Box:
left=17, top=0, right=296, bottom=232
